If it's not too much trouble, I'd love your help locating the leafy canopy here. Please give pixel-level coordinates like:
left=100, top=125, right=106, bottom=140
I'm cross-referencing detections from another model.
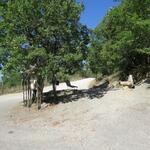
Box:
left=0, top=0, right=90, bottom=82
left=89, top=0, right=150, bottom=76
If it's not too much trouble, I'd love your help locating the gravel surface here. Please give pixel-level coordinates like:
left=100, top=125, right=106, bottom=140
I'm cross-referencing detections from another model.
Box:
left=0, top=78, right=150, bottom=150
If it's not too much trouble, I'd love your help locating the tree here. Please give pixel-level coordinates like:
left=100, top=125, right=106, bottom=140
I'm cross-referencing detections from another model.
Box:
left=89, top=0, right=150, bottom=78
left=0, top=0, right=90, bottom=108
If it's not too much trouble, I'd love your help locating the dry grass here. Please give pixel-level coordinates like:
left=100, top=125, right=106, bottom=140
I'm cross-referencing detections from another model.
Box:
left=0, top=85, right=22, bottom=95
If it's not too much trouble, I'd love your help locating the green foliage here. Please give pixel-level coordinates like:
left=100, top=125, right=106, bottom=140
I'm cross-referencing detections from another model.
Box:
left=89, top=0, right=150, bottom=76
left=3, top=71, right=21, bottom=87
left=0, top=0, right=90, bottom=84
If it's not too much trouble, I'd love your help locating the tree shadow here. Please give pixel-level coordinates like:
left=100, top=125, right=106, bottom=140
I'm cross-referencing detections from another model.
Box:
left=43, top=81, right=110, bottom=104
left=144, top=79, right=150, bottom=89
left=144, top=79, right=150, bottom=84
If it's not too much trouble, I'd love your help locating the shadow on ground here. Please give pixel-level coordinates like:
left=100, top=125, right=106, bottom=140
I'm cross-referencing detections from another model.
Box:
left=145, top=79, right=150, bottom=89
left=43, top=81, right=110, bottom=104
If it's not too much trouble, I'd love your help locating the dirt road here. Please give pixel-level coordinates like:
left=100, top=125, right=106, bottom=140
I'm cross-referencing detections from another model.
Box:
left=0, top=79, right=150, bottom=150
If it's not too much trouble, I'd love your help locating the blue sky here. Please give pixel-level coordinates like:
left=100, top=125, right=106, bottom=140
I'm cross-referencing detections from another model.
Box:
left=78, top=0, right=120, bottom=29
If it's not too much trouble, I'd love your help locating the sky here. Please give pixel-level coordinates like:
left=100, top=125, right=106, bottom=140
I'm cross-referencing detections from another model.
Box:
left=78, top=0, right=120, bottom=29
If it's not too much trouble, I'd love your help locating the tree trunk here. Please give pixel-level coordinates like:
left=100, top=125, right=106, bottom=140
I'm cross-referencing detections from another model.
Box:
left=22, top=72, right=27, bottom=106
left=27, top=79, right=32, bottom=108
left=37, top=75, right=44, bottom=110
left=52, top=73, right=57, bottom=100
left=148, top=56, right=150, bottom=65
left=52, top=80, right=57, bottom=98
left=37, top=86, right=42, bottom=110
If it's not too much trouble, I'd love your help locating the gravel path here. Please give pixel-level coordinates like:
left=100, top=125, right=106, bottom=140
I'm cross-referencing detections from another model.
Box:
left=0, top=79, right=150, bottom=150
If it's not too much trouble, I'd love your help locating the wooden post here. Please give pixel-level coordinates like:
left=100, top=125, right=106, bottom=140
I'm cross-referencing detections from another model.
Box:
left=28, top=79, right=32, bottom=107
left=36, top=86, right=38, bottom=107
left=25, top=80, right=27, bottom=106
left=29, top=85, right=32, bottom=106
left=26, top=76, right=33, bottom=108
left=26, top=80, right=28, bottom=106
left=22, top=79, right=25, bottom=104
left=27, top=79, right=30, bottom=107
